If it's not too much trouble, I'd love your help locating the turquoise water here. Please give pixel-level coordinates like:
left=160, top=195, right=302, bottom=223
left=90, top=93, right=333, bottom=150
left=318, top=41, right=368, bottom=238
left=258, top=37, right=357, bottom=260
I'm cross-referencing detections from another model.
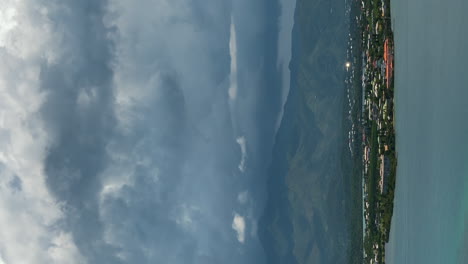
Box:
left=387, top=0, right=468, bottom=263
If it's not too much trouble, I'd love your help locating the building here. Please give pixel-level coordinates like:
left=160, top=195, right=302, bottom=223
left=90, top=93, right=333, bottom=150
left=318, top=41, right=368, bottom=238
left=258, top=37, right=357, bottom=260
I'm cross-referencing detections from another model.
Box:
left=379, top=155, right=391, bottom=193
left=384, top=38, right=394, bottom=89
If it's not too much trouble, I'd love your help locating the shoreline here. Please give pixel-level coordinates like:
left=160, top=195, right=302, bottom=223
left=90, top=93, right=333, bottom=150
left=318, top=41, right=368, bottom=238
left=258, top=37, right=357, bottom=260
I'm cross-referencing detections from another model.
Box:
left=344, top=0, right=397, bottom=263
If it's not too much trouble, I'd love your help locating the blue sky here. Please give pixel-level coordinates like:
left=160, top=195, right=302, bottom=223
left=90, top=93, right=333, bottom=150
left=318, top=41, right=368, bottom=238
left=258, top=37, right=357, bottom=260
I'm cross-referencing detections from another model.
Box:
left=0, top=0, right=295, bottom=263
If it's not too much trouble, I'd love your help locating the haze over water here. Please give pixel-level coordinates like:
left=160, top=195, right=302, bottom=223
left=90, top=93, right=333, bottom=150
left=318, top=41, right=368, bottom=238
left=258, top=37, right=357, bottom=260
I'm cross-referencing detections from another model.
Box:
left=387, top=0, right=468, bottom=263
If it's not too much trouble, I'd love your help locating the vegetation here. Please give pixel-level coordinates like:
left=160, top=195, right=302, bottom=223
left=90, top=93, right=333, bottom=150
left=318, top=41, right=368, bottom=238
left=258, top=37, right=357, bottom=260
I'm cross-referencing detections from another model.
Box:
left=341, top=0, right=365, bottom=263
left=259, top=0, right=353, bottom=263
left=259, top=0, right=397, bottom=262
left=353, top=0, right=397, bottom=262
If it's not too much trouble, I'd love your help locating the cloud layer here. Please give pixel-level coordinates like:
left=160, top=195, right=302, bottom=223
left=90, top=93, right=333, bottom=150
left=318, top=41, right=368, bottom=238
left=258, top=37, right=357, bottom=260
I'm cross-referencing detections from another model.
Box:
left=0, top=0, right=285, bottom=263
left=0, top=1, right=84, bottom=263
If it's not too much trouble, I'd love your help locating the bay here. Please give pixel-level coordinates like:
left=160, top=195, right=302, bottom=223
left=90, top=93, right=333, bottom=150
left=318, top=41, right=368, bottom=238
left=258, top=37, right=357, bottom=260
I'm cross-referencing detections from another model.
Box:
left=387, top=0, right=468, bottom=263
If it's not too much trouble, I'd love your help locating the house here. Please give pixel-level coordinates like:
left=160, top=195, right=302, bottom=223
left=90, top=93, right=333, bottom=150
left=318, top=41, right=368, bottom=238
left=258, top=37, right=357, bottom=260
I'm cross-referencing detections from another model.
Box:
left=379, top=155, right=391, bottom=193
left=365, top=146, right=370, bottom=161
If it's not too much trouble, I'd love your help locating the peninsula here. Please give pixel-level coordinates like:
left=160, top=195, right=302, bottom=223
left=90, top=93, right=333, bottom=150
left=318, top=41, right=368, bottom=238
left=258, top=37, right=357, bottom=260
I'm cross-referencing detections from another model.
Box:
left=344, top=0, right=397, bottom=263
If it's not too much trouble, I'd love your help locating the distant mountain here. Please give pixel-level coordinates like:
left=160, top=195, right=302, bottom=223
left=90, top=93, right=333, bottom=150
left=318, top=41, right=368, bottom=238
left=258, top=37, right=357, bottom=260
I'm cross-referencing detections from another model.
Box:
left=258, top=0, right=349, bottom=263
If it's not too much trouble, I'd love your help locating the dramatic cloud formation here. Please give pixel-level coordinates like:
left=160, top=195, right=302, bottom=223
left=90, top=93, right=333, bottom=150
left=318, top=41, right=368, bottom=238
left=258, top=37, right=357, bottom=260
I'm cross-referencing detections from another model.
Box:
left=0, top=1, right=84, bottom=263
left=0, top=0, right=284, bottom=263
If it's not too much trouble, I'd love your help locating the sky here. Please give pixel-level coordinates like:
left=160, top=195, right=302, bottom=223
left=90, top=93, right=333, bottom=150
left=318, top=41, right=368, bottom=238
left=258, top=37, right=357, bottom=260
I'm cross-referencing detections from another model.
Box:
left=0, top=0, right=295, bottom=263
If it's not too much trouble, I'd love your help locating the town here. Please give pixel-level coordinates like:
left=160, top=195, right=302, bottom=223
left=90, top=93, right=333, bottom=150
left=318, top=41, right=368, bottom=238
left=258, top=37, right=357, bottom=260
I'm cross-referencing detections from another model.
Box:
left=359, top=0, right=396, bottom=263
left=344, top=0, right=397, bottom=263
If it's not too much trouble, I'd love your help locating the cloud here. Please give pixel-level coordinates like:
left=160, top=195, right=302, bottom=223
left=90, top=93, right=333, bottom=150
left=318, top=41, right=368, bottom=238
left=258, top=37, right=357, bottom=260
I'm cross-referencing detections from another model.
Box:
left=69, top=0, right=253, bottom=262
left=236, top=136, right=247, bottom=172
left=35, top=1, right=121, bottom=262
left=172, top=204, right=201, bottom=231
left=275, top=0, right=296, bottom=131
left=7, top=174, right=22, bottom=192
left=0, top=1, right=83, bottom=263
left=0, top=0, right=281, bottom=263
left=228, top=16, right=238, bottom=101
left=232, top=213, right=246, bottom=243
left=237, top=191, right=249, bottom=204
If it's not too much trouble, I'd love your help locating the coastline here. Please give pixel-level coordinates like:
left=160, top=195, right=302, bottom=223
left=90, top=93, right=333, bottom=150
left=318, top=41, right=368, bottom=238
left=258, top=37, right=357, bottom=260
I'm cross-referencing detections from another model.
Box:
left=345, top=0, right=397, bottom=263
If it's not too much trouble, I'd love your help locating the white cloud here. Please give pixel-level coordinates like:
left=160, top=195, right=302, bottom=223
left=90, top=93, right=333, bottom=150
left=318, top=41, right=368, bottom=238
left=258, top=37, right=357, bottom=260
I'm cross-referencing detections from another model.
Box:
left=237, top=191, right=249, bottom=204
left=236, top=136, right=247, bottom=172
left=231, top=213, right=246, bottom=243
left=47, top=232, right=83, bottom=264
left=228, top=16, right=238, bottom=101
left=0, top=2, right=82, bottom=263
left=0, top=6, right=18, bottom=45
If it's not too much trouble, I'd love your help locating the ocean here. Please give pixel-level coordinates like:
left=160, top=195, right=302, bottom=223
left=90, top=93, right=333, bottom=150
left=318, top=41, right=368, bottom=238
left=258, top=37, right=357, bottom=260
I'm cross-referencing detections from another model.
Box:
left=386, top=0, right=468, bottom=263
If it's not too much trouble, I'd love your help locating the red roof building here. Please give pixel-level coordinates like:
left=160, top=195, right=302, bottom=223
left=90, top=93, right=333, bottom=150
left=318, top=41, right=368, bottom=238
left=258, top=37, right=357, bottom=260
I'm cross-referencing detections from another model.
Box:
left=384, top=39, right=394, bottom=89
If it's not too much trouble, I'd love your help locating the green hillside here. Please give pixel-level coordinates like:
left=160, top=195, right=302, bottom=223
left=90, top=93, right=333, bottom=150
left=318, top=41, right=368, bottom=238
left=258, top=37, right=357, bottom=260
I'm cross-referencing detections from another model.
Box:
left=258, top=0, right=356, bottom=263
